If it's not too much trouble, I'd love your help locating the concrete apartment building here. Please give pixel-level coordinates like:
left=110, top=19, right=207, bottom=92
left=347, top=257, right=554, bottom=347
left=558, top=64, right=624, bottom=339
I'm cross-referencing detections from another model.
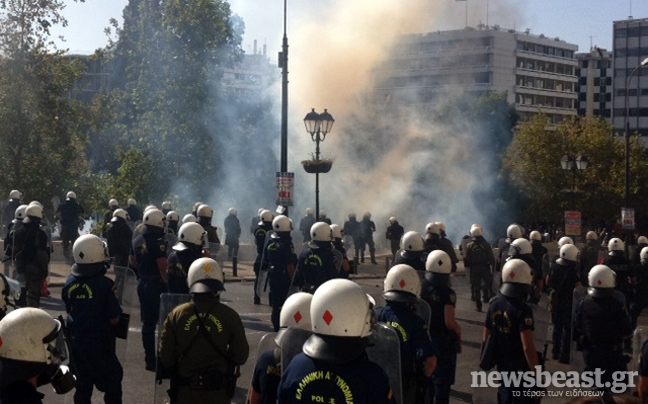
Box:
left=612, top=18, right=648, bottom=136
left=376, top=26, right=579, bottom=125
left=575, top=48, right=613, bottom=122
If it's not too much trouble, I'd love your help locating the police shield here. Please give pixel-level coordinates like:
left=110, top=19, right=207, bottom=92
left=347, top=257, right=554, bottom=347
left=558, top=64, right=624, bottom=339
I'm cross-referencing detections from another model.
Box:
left=164, top=233, right=178, bottom=256
left=279, top=327, right=312, bottom=371
left=366, top=322, right=403, bottom=404
left=246, top=332, right=280, bottom=404
left=154, top=293, right=192, bottom=404
left=108, top=266, right=138, bottom=363
left=570, top=285, right=588, bottom=371
left=632, top=326, right=648, bottom=372
left=415, top=298, right=431, bottom=331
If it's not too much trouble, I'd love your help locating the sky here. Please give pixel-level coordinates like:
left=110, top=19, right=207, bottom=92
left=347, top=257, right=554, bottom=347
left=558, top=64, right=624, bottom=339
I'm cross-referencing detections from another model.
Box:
left=53, top=0, right=648, bottom=56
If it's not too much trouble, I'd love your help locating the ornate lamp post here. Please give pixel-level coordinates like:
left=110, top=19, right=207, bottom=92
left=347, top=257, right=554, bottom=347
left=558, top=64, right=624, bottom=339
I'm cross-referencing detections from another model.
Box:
left=561, top=155, right=588, bottom=210
left=303, top=109, right=335, bottom=222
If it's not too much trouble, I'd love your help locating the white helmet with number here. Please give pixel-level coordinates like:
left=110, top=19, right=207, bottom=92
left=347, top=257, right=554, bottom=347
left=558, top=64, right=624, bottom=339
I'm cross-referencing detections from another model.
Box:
left=426, top=250, right=452, bottom=274
left=111, top=208, right=128, bottom=222
left=506, top=224, right=522, bottom=240
left=182, top=214, right=197, bottom=223
left=500, top=259, right=532, bottom=298
left=166, top=211, right=179, bottom=222
left=310, top=222, right=332, bottom=242
left=529, top=231, right=542, bottom=241
left=330, top=224, right=343, bottom=239
left=108, top=198, right=119, bottom=208
left=259, top=209, right=273, bottom=223
left=279, top=292, right=313, bottom=330
left=0, top=308, right=61, bottom=364
left=143, top=208, right=166, bottom=228
left=175, top=222, right=206, bottom=250
left=272, top=215, right=292, bottom=232
left=197, top=204, right=213, bottom=219
left=608, top=238, right=625, bottom=253
left=586, top=231, right=597, bottom=241
left=14, top=204, right=28, bottom=220
left=588, top=265, right=616, bottom=297
left=383, top=264, right=421, bottom=303
left=425, top=222, right=441, bottom=236
left=559, top=244, right=580, bottom=263
left=9, top=190, right=21, bottom=200
left=187, top=257, right=225, bottom=294
left=127, top=198, right=137, bottom=207
left=509, top=238, right=532, bottom=256
left=25, top=202, right=43, bottom=219
left=73, top=234, right=108, bottom=265
left=66, top=191, right=76, bottom=200
left=309, top=279, right=372, bottom=338
left=557, top=236, right=573, bottom=248
left=401, top=231, right=425, bottom=252
left=638, top=236, right=648, bottom=245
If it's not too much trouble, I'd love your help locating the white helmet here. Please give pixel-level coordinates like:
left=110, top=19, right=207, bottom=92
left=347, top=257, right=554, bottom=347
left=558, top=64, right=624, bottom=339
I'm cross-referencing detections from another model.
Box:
left=641, top=247, right=648, bottom=262
left=161, top=201, right=172, bottom=210
left=500, top=259, right=532, bottom=298
left=383, top=264, right=421, bottom=303
left=73, top=234, right=108, bottom=265
left=182, top=214, right=197, bottom=223
left=0, top=308, right=61, bottom=363
left=608, top=238, right=625, bottom=252
left=558, top=236, right=574, bottom=248
left=310, top=222, right=332, bottom=242
left=425, top=222, right=441, bottom=236
left=638, top=236, right=648, bottom=245
left=401, top=231, right=425, bottom=252
left=506, top=224, right=522, bottom=240
left=435, top=221, right=446, bottom=233
left=228, top=207, right=237, bottom=216
left=259, top=209, right=273, bottom=223
left=14, top=204, right=28, bottom=220
left=166, top=211, right=179, bottom=222
left=509, top=238, right=532, bottom=256
left=425, top=250, right=452, bottom=274
left=108, top=198, right=119, bottom=208
left=25, top=202, right=43, bottom=219
left=363, top=211, right=371, bottom=219
left=470, top=225, right=483, bottom=237
left=143, top=208, right=166, bottom=228
left=305, top=207, right=314, bottom=216
left=389, top=216, right=397, bottom=223
left=279, top=292, right=313, bottom=330
left=197, top=204, right=213, bottom=219
left=272, top=215, right=292, bottom=232
left=320, top=210, right=327, bottom=217
left=586, top=231, right=597, bottom=241
left=558, top=244, right=580, bottom=263
left=187, top=257, right=225, bottom=294
left=175, top=222, right=206, bottom=250
left=529, top=231, right=542, bottom=241
left=309, top=279, right=373, bottom=338
left=127, top=198, right=137, bottom=206
left=9, top=190, right=21, bottom=200
left=348, top=212, right=356, bottom=219
left=111, top=208, right=128, bottom=222
left=330, top=224, right=343, bottom=239
left=144, top=204, right=157, bottom=212
left=588, top=265, right=616, bottom=291
left=66, top=191, right=76, bottom=200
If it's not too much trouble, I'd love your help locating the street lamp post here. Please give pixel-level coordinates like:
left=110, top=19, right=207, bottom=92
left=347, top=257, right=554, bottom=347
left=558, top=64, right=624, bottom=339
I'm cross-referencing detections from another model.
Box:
left=560, top=155, right=588, bottom=210
left=303, top=109, right=335, bottom=222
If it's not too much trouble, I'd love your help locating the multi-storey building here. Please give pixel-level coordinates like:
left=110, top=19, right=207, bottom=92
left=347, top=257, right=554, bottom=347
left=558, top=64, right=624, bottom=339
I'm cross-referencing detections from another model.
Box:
left=376, top=26, right=579, bottom=124
left=612, top=18, right=648, bottom=136
left=576, top=48, right=613, bottom=122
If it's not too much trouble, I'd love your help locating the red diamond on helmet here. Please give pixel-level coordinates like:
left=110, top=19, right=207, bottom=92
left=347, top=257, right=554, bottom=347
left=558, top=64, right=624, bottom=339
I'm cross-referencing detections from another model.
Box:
left=598, top=279, right=602, bottom=285
left=323, top=310, right=333, bottom=325
left=293, top=311, right=303, bottom=324
left=399, top=279, right=406, bottom=289
left=510, top=271, right=515, bottom=278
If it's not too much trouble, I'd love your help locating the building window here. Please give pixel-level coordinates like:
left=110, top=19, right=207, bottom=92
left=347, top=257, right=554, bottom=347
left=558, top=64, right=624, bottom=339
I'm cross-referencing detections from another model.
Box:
left=615, top=27, right=628, bottom=38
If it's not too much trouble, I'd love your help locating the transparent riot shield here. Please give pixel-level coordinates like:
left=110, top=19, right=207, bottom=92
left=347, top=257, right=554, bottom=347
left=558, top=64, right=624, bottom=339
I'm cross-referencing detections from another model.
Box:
left=109, top=266, right=138, bottom=363
left=366, top=322, right=403, bottom=404
left=570, top=285, right=588, bottom=371
left=415, top=298, right=431, bottom=334
left=164, top=233, right=178, bottom=257
left=279, top=327, right=312, bottom=371
left=245, top=332, right=280, bottom=404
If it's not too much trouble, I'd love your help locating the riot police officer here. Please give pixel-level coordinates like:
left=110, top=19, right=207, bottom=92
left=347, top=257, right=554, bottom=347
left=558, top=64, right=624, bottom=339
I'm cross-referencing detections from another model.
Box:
left=130, top=208, right=167, bottom=371
left=497, top=223, right=523, bottom=272
left=157, top=257, right=249, bottom=404
left=106, top=209, right=133, bottom=268
left=264, top=215, right=297, bottom=331
left=546, top=243, right=582, bottom=363
left=393, top=230, right=427, bottom=273
left=343, top=212, right=361, bottom=253
left=167, top=222, right=207, bottom=294
left=2, top=189, right=22, bottom=230
left=359, top=212, right=377, bottom=264
left=464, top=225, right=495, bottom=312
left=197, top=204, right=220, bottom=245
left=277, top=278, right=396, bottom=404
left=62, top=234, right=123, bottom=404
left=161, top=201, right=172, bottom=216
left=631, top=247, right=648, bottom=329
left=580, top=231, right=601, bottom=286
left=385, top=216, right=405, bottom=262
left=0, top=308, right=75, bottom=404
left=253, top=209, right=273, bottom=305
left=56, top=191, right=84, bottom=264
left=318, top=210, right=332, bottom=225
left=4, top=204, right=27, bottom=277
left=483, top=259, right=539, bottom=403
left=125, top=198, right=143, bottom=225
left=224, top=208, right=241, bottom=260
left=331, top=224, right=351, bottom=278
left=529, top=230, right=548, bottom=301
left=101, top=199, right=120, bottom=238
left=574, top=265, right=633, bottom=389
left=249, top=292, right=312, bottom=404
left=166, top=211, right=179, bottom=236
left=422, top=250, right=461, bottom=404
left=423, top=222, right=443, bottom=253
left=298, top=208, right=316, bottom=243
left=376, top=264, right=437, bottom=404
left=604, top=238, right=635, bottom=306
left=295, top=222, right=337, bottom=294
left=436, top=222, right=459, bottom=273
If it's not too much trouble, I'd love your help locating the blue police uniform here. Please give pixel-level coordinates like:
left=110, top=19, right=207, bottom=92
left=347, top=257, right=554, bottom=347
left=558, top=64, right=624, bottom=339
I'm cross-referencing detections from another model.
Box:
left=485, top=294, right=535, bottom=403
left=422, top=274, right=458, bottom=404
left=263, top=232, right=297, bottom=331
left=251, top=348, right=281, bottom=404
left=132, top=225, right=167, bottom=370
left=253, top=222, right=272, bottom=304
left=393, top=250, right=427, bottom=273
left=166, top=247, right=203, bottom=294
left=375, top=302, right=436, bottom=404
left=295, top=241, right=337, bottom=294
left=574, top=291, right=632, bottom=388
left=547, top=260, right=580, bottom=363
left=62, top=263, right=123, bottom=404
left=278, top=352, right=396, bottom=404
left=604, top=254, right=635, bottom=305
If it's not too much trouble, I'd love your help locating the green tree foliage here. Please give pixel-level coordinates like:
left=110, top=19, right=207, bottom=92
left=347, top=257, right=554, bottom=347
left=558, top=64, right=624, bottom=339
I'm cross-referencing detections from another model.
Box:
left=0, top=0, right=92, bottom=214
left=503, top=115, right=648, bottom=225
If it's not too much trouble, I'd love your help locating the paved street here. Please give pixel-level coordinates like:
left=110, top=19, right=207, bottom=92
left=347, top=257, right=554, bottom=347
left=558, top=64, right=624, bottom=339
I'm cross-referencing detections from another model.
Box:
left=29, top=251, right=642, bottom=404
